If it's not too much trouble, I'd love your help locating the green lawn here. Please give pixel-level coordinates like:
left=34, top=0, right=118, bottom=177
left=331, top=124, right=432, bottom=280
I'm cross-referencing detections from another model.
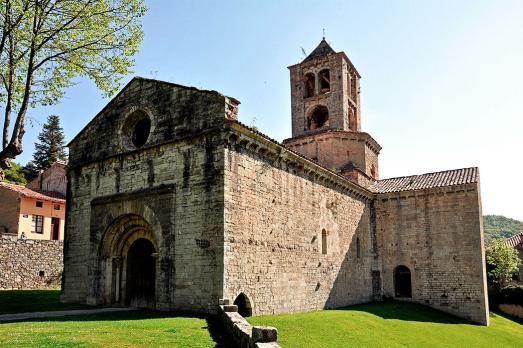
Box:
left=249, top=301, right=523, bottom=348
left=0, top=310, right=223, bottom=347
left=1, top=291, right=521, bottom=347
left=0, top=290, right=89, bottom=314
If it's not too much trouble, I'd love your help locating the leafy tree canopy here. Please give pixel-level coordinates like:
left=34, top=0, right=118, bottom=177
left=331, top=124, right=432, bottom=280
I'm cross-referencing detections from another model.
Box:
left=485, top=239, right=520, bottom=287
left=32, top=114, right=66, bottom=170
left=3, top=160, right=26, bottom=184
left=0, top=0, right=147, bottom=179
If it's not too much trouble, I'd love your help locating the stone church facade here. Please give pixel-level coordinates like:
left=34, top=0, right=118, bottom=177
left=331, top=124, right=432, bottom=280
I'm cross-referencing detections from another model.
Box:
left=61, top=40, right=489, bottom=325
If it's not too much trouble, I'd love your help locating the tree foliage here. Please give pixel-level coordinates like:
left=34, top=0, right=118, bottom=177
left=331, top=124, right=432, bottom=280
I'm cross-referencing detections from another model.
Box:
left=485, top=239, right=520, bottom=287
left=3, top=159, right=26, bottom=183
left=32, top=114, right=65, bottom=170
left=0, top=0, right=146, bottom=178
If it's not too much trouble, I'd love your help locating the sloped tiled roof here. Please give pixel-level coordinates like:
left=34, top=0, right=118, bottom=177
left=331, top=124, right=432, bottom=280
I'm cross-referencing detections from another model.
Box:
left=505, top=233, right=523, bottom=249
left=369, top=167, right=478, bottom=194
left=0, top=182, right=65, bottom=203
left=303, top=38, right=336, bottom=62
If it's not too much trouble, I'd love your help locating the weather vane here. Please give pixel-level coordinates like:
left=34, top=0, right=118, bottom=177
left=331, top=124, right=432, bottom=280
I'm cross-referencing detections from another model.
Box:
left=323, top=28, right=325, bottom=39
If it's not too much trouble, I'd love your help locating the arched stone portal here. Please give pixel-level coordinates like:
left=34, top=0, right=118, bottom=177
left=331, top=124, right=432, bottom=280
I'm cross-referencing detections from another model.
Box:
left=394, top=265, right=412, bottom=298
left=98, top=214, right=160, bottom=309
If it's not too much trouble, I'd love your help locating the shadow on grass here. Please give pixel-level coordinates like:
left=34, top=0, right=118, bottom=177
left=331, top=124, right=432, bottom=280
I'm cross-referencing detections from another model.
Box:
left=332, top=300, right=471, bottom=324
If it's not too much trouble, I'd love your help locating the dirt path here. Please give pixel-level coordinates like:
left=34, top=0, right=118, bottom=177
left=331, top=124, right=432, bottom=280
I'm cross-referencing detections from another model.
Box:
left=0, top=307, right=136, bottom=322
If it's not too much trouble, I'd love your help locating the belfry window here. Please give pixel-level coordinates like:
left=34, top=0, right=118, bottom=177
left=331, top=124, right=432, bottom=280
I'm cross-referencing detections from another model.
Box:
left=304, top=73, right=315, bottom=98
left=308, top=105, right=329, bottom=130
left=319, top=69, right=330, bottom=92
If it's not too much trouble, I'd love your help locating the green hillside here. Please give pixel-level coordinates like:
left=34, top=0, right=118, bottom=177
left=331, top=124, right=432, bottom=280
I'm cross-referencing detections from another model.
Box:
left=483, top=215, right=523, bottom=244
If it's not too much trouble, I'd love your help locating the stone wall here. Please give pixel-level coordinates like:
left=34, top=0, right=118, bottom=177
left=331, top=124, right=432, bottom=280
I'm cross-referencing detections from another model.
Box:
left=223, top=124, right=376, bottom=315
left=0, top=234, right=63, bottom=289
left=375, top=184, right=489, bottom=325
left=218, top=299, right=280, bottom=348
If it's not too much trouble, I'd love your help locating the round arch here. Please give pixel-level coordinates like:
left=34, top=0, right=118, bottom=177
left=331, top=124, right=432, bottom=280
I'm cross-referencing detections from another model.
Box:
left=98, top=213, right=160, bottom=309
left=307, top=105, right=329, bottom=130
left=234, top=292, right=253, bottom=317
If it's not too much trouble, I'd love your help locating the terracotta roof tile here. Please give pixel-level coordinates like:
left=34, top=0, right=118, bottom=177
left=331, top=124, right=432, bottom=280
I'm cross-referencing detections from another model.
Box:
left=505, top=233, right=523, bottom=249
left=0, top=182, right=66, bottom=203
left=369, top=167, right=478, bottom=194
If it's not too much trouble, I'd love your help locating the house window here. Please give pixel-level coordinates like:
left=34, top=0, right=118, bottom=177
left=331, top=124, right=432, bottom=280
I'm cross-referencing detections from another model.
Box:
left=36, top=201, right=43, bottom=208
left=32, top=215, right=44, bottom=234
left=321, top=229, right=327, bottom=254
left=54, top=204, right=60, bottom=210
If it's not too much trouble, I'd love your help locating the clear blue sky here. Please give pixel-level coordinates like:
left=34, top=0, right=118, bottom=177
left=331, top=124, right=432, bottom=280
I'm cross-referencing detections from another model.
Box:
left=18, top=0, right=523, bottom=221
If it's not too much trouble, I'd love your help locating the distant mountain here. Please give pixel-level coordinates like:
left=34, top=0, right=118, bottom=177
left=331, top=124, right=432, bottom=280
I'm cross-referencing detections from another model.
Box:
left=483, top=215, right=523, bottom=244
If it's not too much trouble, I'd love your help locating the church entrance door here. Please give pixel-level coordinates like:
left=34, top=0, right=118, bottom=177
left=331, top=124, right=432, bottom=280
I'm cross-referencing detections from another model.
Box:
left=125, top=238, right=156, bottom=308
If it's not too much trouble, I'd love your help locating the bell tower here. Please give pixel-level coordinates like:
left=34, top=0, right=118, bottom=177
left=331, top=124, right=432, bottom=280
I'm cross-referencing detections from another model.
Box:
left=288, top=38, right=361, bottom=137
left=284, top=39, right=381, bottom=187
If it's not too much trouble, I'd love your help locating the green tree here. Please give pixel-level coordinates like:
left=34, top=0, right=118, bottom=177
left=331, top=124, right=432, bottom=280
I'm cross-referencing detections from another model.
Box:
left=485, top=239, right=520, bottom=287
left=3, top=160, right=26, bottom=184
left=0, top=0, right=147, bottom=180
left=32, top=114, right=66, bottom=170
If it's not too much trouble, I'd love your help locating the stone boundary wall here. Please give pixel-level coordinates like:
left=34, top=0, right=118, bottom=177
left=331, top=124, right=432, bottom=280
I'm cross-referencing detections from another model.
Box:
left=0, top=234, right=63, bottom=289
left=218, top=299, right=280, bottom=348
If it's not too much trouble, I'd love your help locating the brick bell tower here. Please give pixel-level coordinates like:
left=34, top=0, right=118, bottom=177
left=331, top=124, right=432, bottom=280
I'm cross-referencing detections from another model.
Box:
left=283, top=38, right=381, bottom=187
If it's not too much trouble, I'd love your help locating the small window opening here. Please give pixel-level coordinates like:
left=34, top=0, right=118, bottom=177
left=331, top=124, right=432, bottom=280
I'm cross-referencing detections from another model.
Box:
left=304, top=73, right=315, bottom=98
left=321, top=229, right=327, bottom=254
left=39, top=271, right=45, bottom=277
left=319, top=69, right=330, bottom=92
left=132, top=118, right=151, bottom=148
left=308, top=105, right=329, bottom=130
left=233, top=293, right=252, bottom=317
left=370, top=164, right=376, bottom=178
left=36, top=201, right=43, bottom=208
left=54, top=204, right=60, bottom=210
left=356, top=237, right=361, bottom=258
left=32, top=215, right=44, bottom=234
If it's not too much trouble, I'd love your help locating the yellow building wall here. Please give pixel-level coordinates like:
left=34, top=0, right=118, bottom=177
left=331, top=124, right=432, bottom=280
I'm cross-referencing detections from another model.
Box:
left=18, top=197, right=65, bottom=240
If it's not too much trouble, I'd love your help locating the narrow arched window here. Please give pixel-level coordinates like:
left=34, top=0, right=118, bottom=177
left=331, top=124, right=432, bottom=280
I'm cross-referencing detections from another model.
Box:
left=370, top=164, right=376, bottom=178
left=319, top=69, right=330, bottom=92
left=356, top=237, right=361, bottom=258
left=233, top=293, right=252, bottom=317
left=321, top=229, right=327, bottom=254
left=304, top=73, right=315, bottom=98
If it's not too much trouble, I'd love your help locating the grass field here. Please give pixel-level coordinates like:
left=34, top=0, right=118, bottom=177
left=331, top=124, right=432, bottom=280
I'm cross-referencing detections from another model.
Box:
left=0, top=310, right=225, bottom=347
left=1, top=291, right=521, bottom=347
left=249, top=301, right=523, bottom=348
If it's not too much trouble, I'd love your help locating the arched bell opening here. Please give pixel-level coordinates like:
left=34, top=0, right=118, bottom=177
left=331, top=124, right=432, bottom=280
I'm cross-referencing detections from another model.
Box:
left=307, top=105, right=329, bottom=130
left=234, top=293, right=252, bottom=317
